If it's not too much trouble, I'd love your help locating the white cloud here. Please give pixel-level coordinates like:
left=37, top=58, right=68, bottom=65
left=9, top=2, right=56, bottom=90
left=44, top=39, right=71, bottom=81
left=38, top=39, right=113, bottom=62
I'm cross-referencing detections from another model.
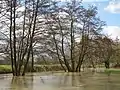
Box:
left=103, top=26, right=120, bottom=40
left=104, top=1, right=120, bottom=13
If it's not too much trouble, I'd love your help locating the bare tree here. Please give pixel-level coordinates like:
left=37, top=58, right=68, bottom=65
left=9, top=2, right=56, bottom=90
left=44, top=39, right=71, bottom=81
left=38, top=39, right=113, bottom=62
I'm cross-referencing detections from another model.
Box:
left=43, top=0, right=105, bottom=72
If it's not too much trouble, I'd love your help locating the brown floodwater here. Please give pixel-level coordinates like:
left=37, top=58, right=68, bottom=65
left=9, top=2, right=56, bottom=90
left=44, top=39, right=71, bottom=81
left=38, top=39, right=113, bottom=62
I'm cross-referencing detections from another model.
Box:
left=0, top=72, right=120, bottom=90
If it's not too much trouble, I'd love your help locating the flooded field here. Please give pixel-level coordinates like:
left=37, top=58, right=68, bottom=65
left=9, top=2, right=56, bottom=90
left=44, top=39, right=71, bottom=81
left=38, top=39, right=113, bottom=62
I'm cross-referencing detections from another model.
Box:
left=0, top=72, right=120, bottom=90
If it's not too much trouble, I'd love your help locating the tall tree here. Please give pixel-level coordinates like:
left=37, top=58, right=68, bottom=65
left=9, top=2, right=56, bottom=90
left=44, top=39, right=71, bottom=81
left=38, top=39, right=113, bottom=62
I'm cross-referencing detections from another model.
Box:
left=44, top=0, right=105, bottom=72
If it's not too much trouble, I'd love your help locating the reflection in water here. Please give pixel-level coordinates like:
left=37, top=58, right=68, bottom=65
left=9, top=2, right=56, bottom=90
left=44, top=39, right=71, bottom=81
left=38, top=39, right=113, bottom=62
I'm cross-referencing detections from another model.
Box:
left=0, top=72, right=120, bottom=90
left=11, top=75, right=33, bottom=90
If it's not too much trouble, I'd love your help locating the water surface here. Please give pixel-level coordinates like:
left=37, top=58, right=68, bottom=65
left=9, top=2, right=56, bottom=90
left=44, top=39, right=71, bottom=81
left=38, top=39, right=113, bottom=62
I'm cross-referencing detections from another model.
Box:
left=0, top=72, right=120, bottom=90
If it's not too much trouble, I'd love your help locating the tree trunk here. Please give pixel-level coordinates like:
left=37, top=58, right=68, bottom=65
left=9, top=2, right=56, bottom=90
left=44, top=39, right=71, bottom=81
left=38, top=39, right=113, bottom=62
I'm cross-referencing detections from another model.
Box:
left=52, top=34, right=66, bottom=71
left=10, top=0, right=15, bottom=76
left=13, top=0, right=18, bottom=76
left=70, top=19, right=75, bottom=72
left=58, top=18, right=72, bottom=72
left=31, top=46, right=34, bottom=72
left=105, top=60, right=110, bottom=69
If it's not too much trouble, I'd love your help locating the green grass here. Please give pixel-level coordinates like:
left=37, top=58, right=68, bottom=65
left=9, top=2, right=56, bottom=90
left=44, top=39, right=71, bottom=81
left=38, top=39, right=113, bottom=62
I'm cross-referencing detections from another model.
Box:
left=0, top=64, right=64, bottom=74
left=1, top=64, right=120, bottom=74
left=104, top=68, right=120, bottom=74
left=0, top=65, right=12, bottom=74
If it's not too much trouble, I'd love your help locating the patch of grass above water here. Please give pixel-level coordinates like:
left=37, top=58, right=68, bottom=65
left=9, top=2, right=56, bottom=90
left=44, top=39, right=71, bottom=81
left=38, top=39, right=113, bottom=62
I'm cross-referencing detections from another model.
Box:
left=0, top=65, right=12, bottom=74
left=0, top=65, right=64, bottom=74
left=104, top=68, right=120, bottom=74
left=1, top=65, right=120, bottom=75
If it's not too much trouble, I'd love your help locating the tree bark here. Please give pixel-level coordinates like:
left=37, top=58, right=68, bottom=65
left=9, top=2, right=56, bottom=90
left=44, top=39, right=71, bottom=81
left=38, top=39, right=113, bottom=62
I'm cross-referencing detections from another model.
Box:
left=31, top=46, right=34, bottom=72
left=70, top=19, right=75, bottom=72
left=13, top=0, right=18, bottom=76
left=10, top=0, right=15, bottom=76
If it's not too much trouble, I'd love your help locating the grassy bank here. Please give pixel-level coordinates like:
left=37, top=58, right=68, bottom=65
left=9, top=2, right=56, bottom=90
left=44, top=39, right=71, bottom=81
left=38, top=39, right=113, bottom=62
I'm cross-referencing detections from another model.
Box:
left=0, top=65, right=64, bottom=74
left=0, top=65, right=12, bottom=74
left=104, top=68, right=120, bottom=74
left=1, top=65, right=120, bottom=74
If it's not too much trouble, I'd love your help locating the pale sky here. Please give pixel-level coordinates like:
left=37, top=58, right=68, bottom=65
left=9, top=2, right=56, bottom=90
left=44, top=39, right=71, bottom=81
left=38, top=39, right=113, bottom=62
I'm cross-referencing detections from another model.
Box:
left=83, top=0, right=120, bottom=40
left=1, top=0, right=120, bottom=40
left=58, top=0, right=120, bottom=40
